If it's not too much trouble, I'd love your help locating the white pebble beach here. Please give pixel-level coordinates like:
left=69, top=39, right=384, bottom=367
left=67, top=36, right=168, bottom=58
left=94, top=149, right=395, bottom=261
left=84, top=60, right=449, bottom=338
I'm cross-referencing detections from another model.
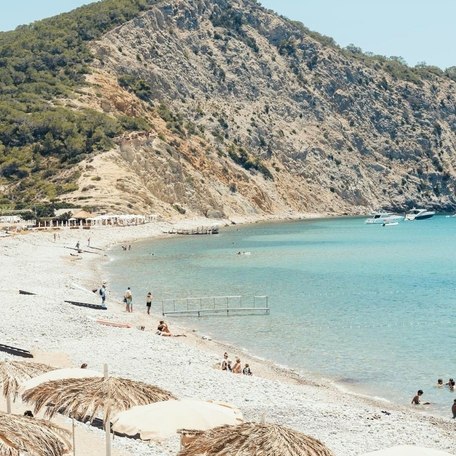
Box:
left=0, top=219, right=454, bottom=456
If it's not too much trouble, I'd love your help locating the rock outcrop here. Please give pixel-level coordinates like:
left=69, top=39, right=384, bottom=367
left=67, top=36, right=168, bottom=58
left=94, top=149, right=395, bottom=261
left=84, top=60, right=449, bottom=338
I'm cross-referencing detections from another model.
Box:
left=61, top=0, right=456, bottom=216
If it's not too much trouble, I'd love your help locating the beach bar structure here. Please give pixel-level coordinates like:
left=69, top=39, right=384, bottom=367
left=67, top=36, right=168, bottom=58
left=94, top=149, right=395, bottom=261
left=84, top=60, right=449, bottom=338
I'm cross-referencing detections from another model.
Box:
left=87, top=214, right=157, bottom=226
left=160, top=295, right=270, bottom=317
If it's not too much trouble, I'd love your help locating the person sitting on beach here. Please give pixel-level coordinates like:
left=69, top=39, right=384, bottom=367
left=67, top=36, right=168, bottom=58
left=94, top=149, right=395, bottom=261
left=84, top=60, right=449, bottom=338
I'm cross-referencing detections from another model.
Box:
left=23, top=410, right=34, bottom=417
left=156, top=320, right=187, bottom=337
left=452, top=399, right=456, bottom=419
left=221, top=352, right=229, bottom=370
left=411, top=390, right=430, bottom=405
left=80, top=363, right=88, bottom=369
left=242, top=363, right=252, bottom=375
left=157, top=320, right=171, bottom=336
left=232, top=358, right=242, bottom=374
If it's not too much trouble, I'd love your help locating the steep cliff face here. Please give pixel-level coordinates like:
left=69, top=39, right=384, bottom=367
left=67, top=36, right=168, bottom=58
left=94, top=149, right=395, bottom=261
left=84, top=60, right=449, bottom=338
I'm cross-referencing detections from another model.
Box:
left=63, top=0, right=456, bottom=217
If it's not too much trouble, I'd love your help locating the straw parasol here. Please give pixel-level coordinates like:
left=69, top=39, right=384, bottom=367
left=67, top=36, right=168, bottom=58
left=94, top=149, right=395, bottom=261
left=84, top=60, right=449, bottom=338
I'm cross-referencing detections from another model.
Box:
left=72, top=211, right=92, bottom=220
left=178, top=422, right=335, bottom=456
left=111, top=399, right=243, bottom=441
left=22, top=376, right=175, bottom=423
left=0, top=360, right=55, bottom=413
left=22, top=371, right=176, bottom=456
left=0, top=411, right=71, bottom=456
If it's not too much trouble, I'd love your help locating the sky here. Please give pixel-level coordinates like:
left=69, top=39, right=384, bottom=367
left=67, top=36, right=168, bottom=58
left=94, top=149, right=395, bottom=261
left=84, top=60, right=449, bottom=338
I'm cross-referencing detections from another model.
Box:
left=0, top=0, right=454, bottom=69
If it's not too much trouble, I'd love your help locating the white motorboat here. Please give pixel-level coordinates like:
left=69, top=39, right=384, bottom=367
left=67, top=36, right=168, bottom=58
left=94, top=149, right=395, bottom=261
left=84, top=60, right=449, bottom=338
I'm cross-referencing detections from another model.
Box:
left=405, top=208, right=435, bottom=221
left=365, top=212, right=403, bottom=224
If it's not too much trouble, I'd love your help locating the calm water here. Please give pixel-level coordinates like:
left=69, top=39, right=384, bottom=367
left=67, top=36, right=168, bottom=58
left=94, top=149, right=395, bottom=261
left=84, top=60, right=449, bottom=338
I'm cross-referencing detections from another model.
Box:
left=105, top=216, right=456, bottom=416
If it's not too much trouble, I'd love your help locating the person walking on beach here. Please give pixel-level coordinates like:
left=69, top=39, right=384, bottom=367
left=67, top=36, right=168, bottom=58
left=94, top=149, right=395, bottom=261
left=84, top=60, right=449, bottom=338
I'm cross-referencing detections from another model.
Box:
left=87, top=237, right=91, bottom=247
left=146, top=291, right=153, bottom=315
left=124, top=287, right=133, bottom=313
left=452, top=399, right=456, bottom=418
left=99, top=283, right=107, bottom=308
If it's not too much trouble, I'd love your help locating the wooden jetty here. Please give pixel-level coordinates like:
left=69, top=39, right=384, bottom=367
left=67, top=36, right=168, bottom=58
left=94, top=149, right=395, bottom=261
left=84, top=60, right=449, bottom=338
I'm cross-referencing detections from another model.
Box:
left=160, top=295, right=269, bottom=317
left=167, top=226, right=219, bottom=235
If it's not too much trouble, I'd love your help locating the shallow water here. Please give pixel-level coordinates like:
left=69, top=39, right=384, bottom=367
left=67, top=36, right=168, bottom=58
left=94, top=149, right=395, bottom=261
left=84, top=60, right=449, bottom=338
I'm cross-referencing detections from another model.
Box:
left=105, top=216, right=456, bottom=417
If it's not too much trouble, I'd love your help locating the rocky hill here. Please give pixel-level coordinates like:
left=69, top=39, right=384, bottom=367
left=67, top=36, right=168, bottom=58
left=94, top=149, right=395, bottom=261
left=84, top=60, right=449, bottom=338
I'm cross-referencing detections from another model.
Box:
left=1, top=0, right=456, bottom=218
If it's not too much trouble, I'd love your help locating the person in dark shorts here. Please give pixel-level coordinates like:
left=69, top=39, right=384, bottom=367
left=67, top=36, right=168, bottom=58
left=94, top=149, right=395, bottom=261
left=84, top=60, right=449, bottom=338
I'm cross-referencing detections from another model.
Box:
left=146, top=292, right=153, bottom=315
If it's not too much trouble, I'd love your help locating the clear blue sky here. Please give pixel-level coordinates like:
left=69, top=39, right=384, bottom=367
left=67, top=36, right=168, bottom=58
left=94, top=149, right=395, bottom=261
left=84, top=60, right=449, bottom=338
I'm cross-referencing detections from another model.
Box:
left=0, top=0, right=454, bottom=69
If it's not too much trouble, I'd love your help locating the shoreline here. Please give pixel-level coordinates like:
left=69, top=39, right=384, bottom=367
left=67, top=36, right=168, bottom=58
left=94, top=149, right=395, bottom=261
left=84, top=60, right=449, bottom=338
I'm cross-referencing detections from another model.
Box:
left=1, top=216, right=455, bottom=455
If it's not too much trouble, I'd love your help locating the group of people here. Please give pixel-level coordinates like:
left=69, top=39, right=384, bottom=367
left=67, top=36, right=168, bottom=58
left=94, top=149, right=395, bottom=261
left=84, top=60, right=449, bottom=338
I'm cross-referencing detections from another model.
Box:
left=99, top=285, right=153, bottom=314
left=411, top=378, right=456, bottom=418
left=437, top=378, right=455, bottom=390
left=220, top=352, right=252, bottom=375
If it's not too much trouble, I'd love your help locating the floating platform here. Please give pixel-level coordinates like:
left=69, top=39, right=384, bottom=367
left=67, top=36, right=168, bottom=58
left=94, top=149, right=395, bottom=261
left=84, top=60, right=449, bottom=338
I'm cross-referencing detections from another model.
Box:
left=160, top=295, right=269, bottom=317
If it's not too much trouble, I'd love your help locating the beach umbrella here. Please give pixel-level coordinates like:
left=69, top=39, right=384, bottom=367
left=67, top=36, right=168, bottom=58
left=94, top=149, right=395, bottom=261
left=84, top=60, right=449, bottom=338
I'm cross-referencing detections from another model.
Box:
left=0, top=360, right=55, bottom=413
left=0, top=411, right=71, bottom=456
left=111, top=399, right=243, bottom=440
left=178, top=422, right=334, bottom=456
left=22, top=366, right=175, bottom=456
left=362, top=445, right=455, bottom=456
left=21, top=368, right=102, bottom=393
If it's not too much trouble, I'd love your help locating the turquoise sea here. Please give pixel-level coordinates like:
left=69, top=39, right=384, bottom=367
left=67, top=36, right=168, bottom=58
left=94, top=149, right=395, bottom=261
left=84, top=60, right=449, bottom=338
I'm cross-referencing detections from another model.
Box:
left=105, top=216, right=456, bottom=417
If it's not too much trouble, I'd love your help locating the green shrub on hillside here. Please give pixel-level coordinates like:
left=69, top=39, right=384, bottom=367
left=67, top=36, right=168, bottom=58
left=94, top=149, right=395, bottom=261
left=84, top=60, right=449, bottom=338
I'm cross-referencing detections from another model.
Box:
left=228, top=147, right=273, bottom=180
left=0, top=0, right=156, bottom=205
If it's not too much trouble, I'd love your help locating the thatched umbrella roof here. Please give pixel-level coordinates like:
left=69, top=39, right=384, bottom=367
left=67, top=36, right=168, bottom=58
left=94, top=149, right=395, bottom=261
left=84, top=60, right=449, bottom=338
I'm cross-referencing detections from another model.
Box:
left=22, top=376, right=176, bottom=422
left=178, top=422, right=335, bottom=456
left=0, top=361, right=55, bottom=400
left=72, top=210, right=92, bottom=220
left=0, top=412, right=71, bottom=456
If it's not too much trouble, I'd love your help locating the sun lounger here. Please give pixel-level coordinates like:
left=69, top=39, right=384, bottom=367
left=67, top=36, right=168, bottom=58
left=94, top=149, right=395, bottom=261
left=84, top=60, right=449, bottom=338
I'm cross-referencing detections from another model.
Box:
left=19, top=289, right=37, bottom=295
left=0, top=343, right=33, bottom=358
left=65, top=300, right=107, bottom=310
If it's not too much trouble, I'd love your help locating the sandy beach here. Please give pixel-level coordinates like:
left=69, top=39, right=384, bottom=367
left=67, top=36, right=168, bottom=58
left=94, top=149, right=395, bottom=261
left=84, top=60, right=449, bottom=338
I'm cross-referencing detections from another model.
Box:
left=0, top=218, right=455, bottom=456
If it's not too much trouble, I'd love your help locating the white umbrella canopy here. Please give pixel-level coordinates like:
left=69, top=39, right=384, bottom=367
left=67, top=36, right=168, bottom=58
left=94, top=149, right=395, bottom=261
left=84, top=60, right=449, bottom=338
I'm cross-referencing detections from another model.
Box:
left=362, top=445, right=455, bottom=456
left=111, top=399, right=243, bottom=441
left=21, top=368, right=102, bottom=393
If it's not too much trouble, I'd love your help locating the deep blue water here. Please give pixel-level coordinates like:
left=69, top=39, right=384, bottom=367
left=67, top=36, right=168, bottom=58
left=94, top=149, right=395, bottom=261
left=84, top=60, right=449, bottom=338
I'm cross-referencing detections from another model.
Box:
left=105, top=216, right=456, bottom=416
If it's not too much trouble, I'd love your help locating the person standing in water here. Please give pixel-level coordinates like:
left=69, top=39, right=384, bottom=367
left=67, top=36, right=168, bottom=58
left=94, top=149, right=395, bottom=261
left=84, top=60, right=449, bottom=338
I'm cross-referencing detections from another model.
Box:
left=124, top=287, right=133, bottom=313
left=146, top=291, right=153, bottom=315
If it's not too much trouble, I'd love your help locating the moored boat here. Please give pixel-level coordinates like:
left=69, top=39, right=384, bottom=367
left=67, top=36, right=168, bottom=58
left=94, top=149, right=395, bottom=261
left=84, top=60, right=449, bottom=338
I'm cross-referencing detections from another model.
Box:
left=365, top=212, right=403, bottom=224
left=405, top=208, right=435, bottom=221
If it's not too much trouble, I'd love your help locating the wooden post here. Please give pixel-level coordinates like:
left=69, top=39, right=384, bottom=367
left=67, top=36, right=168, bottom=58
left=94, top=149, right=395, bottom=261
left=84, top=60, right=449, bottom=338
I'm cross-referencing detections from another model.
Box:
left=6, top=393, right=11, bottom=413
left=72, top=418, right=76, bottom=456
left=104, top=364, right=111, bottom=456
